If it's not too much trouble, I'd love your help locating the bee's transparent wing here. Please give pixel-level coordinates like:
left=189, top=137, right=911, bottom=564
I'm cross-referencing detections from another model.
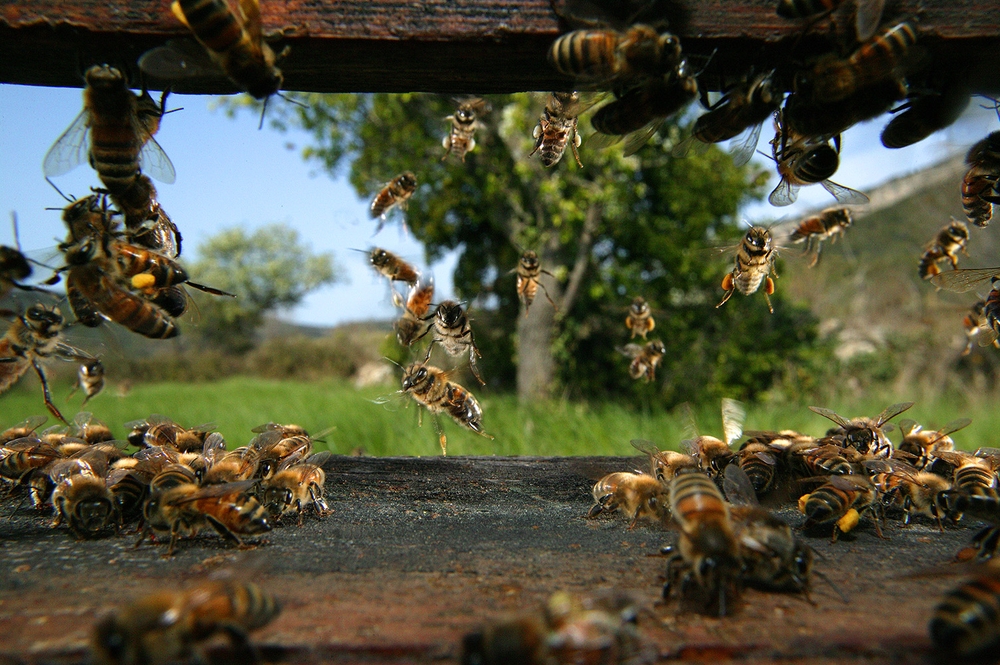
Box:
left=855, top=0, right=887, bottom=41
left=621, top=120, right=664, bottom=157
left=723, top=463, right=759, bottom=506
left=139, top=137, right=176, bottom=185
left=808, top=406, right=852, bottom=428
left=768, top=178, right=797, bottom=207
left=720, top=397, right=746, bottom=447
left=930, top=268, right=999, bottom=294
left=876, top=401, right=915, bottom=427
left=43, top=111, right=90, bottom=178
left=138, top=39, right=224, bottom=81
left=729, top=122, right=764, bottom=167
left=822, top=180, right=870, bottom=205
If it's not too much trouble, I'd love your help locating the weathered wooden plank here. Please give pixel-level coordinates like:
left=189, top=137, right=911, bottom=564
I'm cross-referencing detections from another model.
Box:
left=1, top=0, right=999, bottom=93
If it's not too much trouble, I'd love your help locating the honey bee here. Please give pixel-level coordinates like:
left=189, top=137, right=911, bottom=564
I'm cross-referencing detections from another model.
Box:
left=363, top=247, right=419, bottom=306
left=547, top=25, right=681, bottom=86
left=931, top=269, right=1000, bottom=347
left=139, top=0, right=285, bottom=101
left=43, top=65, right=175, bottom=195
left=938, top=486, right=1000, bottom=560
left=880, top=85, right=971, bottom=150
left=67, top=358, right=106, bottom=406
left=1, top=214, right=39, bottom=301
left=260, top=451, right=331, bottom=523
left=735, top=441, right=779, bottom=498
left=624, top=296, right=654, bottom=339
left=442, top=97, right=489, bottom=162
left=530, top=92, right=586, bottom=168
left=423, top=301, right=485, bottom=386
left=867, top=462, right=951, bottom=528
left=127, top=414, right=215, bottom=453
left=960, top=300, right=1000, bottom=355
left=399, top=362, right=493, bottom=455
left=919, top=219, right=970, bottom=280
left=788, top=207, right=853, bottom=267
left=514, top=250, right=557, bottom=315
left=809, top=401, right=914, bottom=457
left=682, top=398, right=745, bottom=479
left=768, top=114, right=869, bottom=207
left=0, top=437, right=62, bottom=485
left=0, top=303, right=98, bottom=424
left=248, top=427, right=312, bottom=480
left=799, top=475, right=883, bottom=542
left=897, top=417, right=971, bottom=468
left=960, top=132, right=1000, bottom=227
left=0, top=415, right=48, bottom=446
left=589, top=71, right=698, bottom=155
left=717, top=226, right=778, bottom=313
left=776, top=0, right=886, bottom=40
left=618, top=339, right=665, bottom=382
left=91, top=578, right=280, bottom=665
left=794, top=22, right=917, bottom=104
left=630, top=439, right=699, bottom=483
left=394, top=278, right=435, bottom=347
left=202, top=437, right=259, bottom=485
left=663, top=469, right=741, bottom=616
left=114, top=175, right=182, bottom=258
left=587, top=471, right=666, bottom=527
left=69, top=411, right=115, bottom=444
left=936, top=451, right=999, bottom=494
left=48, top=450, right=119, bottom=538
left=929, top=563, right=1000, bottom=659
left=369, top=173, right=418, bottom=233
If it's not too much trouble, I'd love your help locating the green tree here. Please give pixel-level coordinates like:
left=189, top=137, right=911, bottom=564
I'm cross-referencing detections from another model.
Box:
left=188, top=224, right=341, bottom=352
left=256, top=92, right=828, bottom=404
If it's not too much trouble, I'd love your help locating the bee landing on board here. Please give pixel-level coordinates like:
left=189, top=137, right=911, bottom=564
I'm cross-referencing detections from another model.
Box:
left=788, top=207, right=853, bottom=267
left=776, top=0, right=887, bottom=41
left=617, top=339, right=664, bottom=383
left=513, top=250, right=557, bottom=315
left=587, top=470, right=666, bottom=528
left=919, top=219, right=969, bottom=280
left=442, top=97, right=489, bottom=162
left=682, top=398, right=745, bottom=479
left=399, top=362, right=493, bottom=455
left=624, top=296, right=654, bottom=339
left=91, top=577, right=280, bottom=665
left=960, top=131, right=1000, bottom=228
left=369, top=173, right=417, bottom=234
left=530, top=92, right=588, bottom=168
left=0, top=303, right=99, bottom=425
left=809, top=401, right=913, bottom=457
left=44, top=65, right=176, bottom=197
left=717, top=226, right=778, bottom=314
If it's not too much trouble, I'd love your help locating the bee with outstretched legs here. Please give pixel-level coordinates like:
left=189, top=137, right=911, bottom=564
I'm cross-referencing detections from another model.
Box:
left=399, top=362, right=493, bottom=455
left=44, top=65, right=175, bottom=196
left=513, top=250, right=557, bottom=315
left=788, top=207, right=853, bottom=267
left=91, top=577, right=281, bottom=665
left=395, top=278, right=435, bottom=347
left=0, top=304, right=98, bottom=424
left=932, top=270, right=1000, bottom=348
left=960, top=132, right=1000, bottom=227
left=442, top=97, right=489, bottom=162
left=624, top=296, right=654, bottom=339
left=67, top=357, right=106, bottom=406
left=776, top=0, right=886, bottom=41
left=618, top=339, right=665, bottom=383
left=587, top=471, right=665, bottom=528
left=809, top=401, right=914, bottom=457
left=421, top=300, right=485, bottom=386
left=362, top=247, right=419, bottom=307
left=530, top=92, right=590, bottom=168
left=369, top=173, right=417, bottom=234
left=717, top=226, right=778, bottom=313
left=960, top=300, right=1000, bottom=355
left=919, top=219, right=970, bottom=280
left=114, top=175, right=182, bottom=258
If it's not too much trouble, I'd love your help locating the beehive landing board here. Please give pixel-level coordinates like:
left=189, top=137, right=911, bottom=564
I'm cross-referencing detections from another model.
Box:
left=0, top=456, right=980, bottom=664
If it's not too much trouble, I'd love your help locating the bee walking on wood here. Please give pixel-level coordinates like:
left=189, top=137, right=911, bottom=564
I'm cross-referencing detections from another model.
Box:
left=788, top=207, right=853, bottom=267
left=919, top=219, right=970, bottom=280
left=618, top=339, right=665, bottom=383
left=717, top=226, right=778, bottom=314
left=369, top=173, right=417, bottom=233
left=625, top=296, right=654, bottom=339
left=422, top=301, right=485, bottom=386
left=399, top=362, right=492, bottom=455
left=513, top=250, right=557, bottom=315
left=809, top=401, right=913, bottom=457
left=799, top=474, right=883, bottom=542
left=961, top=132, right=1000, bottom=228
left=442, top=97, right=489, bottom=162
left=587, top=471, right=666, bottom=528
left=530, top=92, right=586, bottom=168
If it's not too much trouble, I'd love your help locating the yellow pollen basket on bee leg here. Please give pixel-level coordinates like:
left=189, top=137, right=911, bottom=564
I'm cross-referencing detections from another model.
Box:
left=837, top=508, right=860, bottom=534
left=798, top=493, right=811, bottom=513
left=131, top=273, right=157, bottom=290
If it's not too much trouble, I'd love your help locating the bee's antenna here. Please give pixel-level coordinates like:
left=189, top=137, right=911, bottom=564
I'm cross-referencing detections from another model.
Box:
left=45, top=177, right=73, bottom=203
left=278, top=91, right=308, bottom=110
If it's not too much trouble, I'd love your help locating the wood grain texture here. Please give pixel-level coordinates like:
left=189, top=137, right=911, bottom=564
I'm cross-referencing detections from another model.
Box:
left=0, top=0, right=999, bottom=93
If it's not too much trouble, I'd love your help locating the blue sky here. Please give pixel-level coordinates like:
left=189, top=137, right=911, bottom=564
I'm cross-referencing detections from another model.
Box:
left=1, top=83, right=997, bottom=327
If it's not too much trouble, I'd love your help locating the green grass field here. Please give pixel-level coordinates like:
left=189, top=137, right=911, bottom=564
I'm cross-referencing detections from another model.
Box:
left=2, top=376, right=996, bottom=456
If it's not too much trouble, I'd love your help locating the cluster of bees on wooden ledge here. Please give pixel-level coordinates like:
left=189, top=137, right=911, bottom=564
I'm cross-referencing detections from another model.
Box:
left=0, top=412, right=332, bottom=555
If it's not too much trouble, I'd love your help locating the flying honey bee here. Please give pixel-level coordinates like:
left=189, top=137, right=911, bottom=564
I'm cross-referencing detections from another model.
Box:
left=799, top=474, right=883, bottom=542
left=794, top=22, right=917, bottom=105
left=630, top=439, right=699, bottom=483
left=260, top=451, right=331, bottom=523
left=809, top=401, right=914, bottom=457
left=91, top=577, right=281, bottom=665
left=394, top=278, right=435, bottom=347
left=442, top=97, right=490, bottom=162
left=587, top=470, right=666, bottom=528
left=369, top=173, right=417, bottom=233
left=788, top=207, right=853, bottom=267
left=929, top=563, right=1000, bottom=659
left=0, top=303, right=98, bottom=425
left=919, top=219, right=970, bottom=280
left=362, top=247, right=419, bottom=307
left=530, top=92, right=589, bottom=168
left=618, top=339, right=665, bottom=383
left=961, top=132, right=1000, bottom=227
left=880, top=85, right=971, bottom=150
left=48, top=450, right=119, bottom=538
left=138, top=0, right=286, bottom=102
left=624, top=296, right=654, bottom=339
left=1, top=213, right=41, bottom=301
left=67, top=358, right=106, bottom=406
left=932, top=269, right=1000, bottom=347
left=776, top=0, right=886, bottom=41
left=960, top=300, right=1000, bottom=355
left=43, top=65, right=175, bottom=195
left=399, top=362, right=493, bottom=455
left=717, top=226, right=778, bottom=313
left=513, top=250, right=557, bottom=315
left=423, top=300, right=485, bottom=386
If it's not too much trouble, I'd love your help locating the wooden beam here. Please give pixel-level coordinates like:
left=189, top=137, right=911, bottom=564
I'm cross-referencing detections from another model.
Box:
left=1, top=0, right=999, bottom=94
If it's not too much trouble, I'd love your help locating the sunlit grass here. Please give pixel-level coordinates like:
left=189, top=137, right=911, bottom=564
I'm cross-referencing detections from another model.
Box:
left=1, top=377, right=996, bottom=455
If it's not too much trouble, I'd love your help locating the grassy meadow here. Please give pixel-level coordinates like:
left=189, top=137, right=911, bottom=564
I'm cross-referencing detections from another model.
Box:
left=2, top=375, right=996, bottom=456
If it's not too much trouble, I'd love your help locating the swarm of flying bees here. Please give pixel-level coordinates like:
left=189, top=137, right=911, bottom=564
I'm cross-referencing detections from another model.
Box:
left=0, top=412, right=333, bottom=553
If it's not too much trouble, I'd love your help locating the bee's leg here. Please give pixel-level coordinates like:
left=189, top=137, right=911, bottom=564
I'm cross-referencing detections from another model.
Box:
left=220, top=622, right=261, bottom=664
left=422, top=338, right=438, bottom=362
left=586, top=503, right=605, bottom=519
left=763, top=279, right=775, bottom=314
left=205, top=514, right=244, bottom=547
left=32, top=359, right=68, bottom=425
left=467, top=345, right=486, bottom=386
left=716, top=273, right=735, bottom=309
left=570, top=129, right=583, bottom=168
left=431, top=414, right=447, bottom=456
left=538, top=282, right=558, bottom=312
